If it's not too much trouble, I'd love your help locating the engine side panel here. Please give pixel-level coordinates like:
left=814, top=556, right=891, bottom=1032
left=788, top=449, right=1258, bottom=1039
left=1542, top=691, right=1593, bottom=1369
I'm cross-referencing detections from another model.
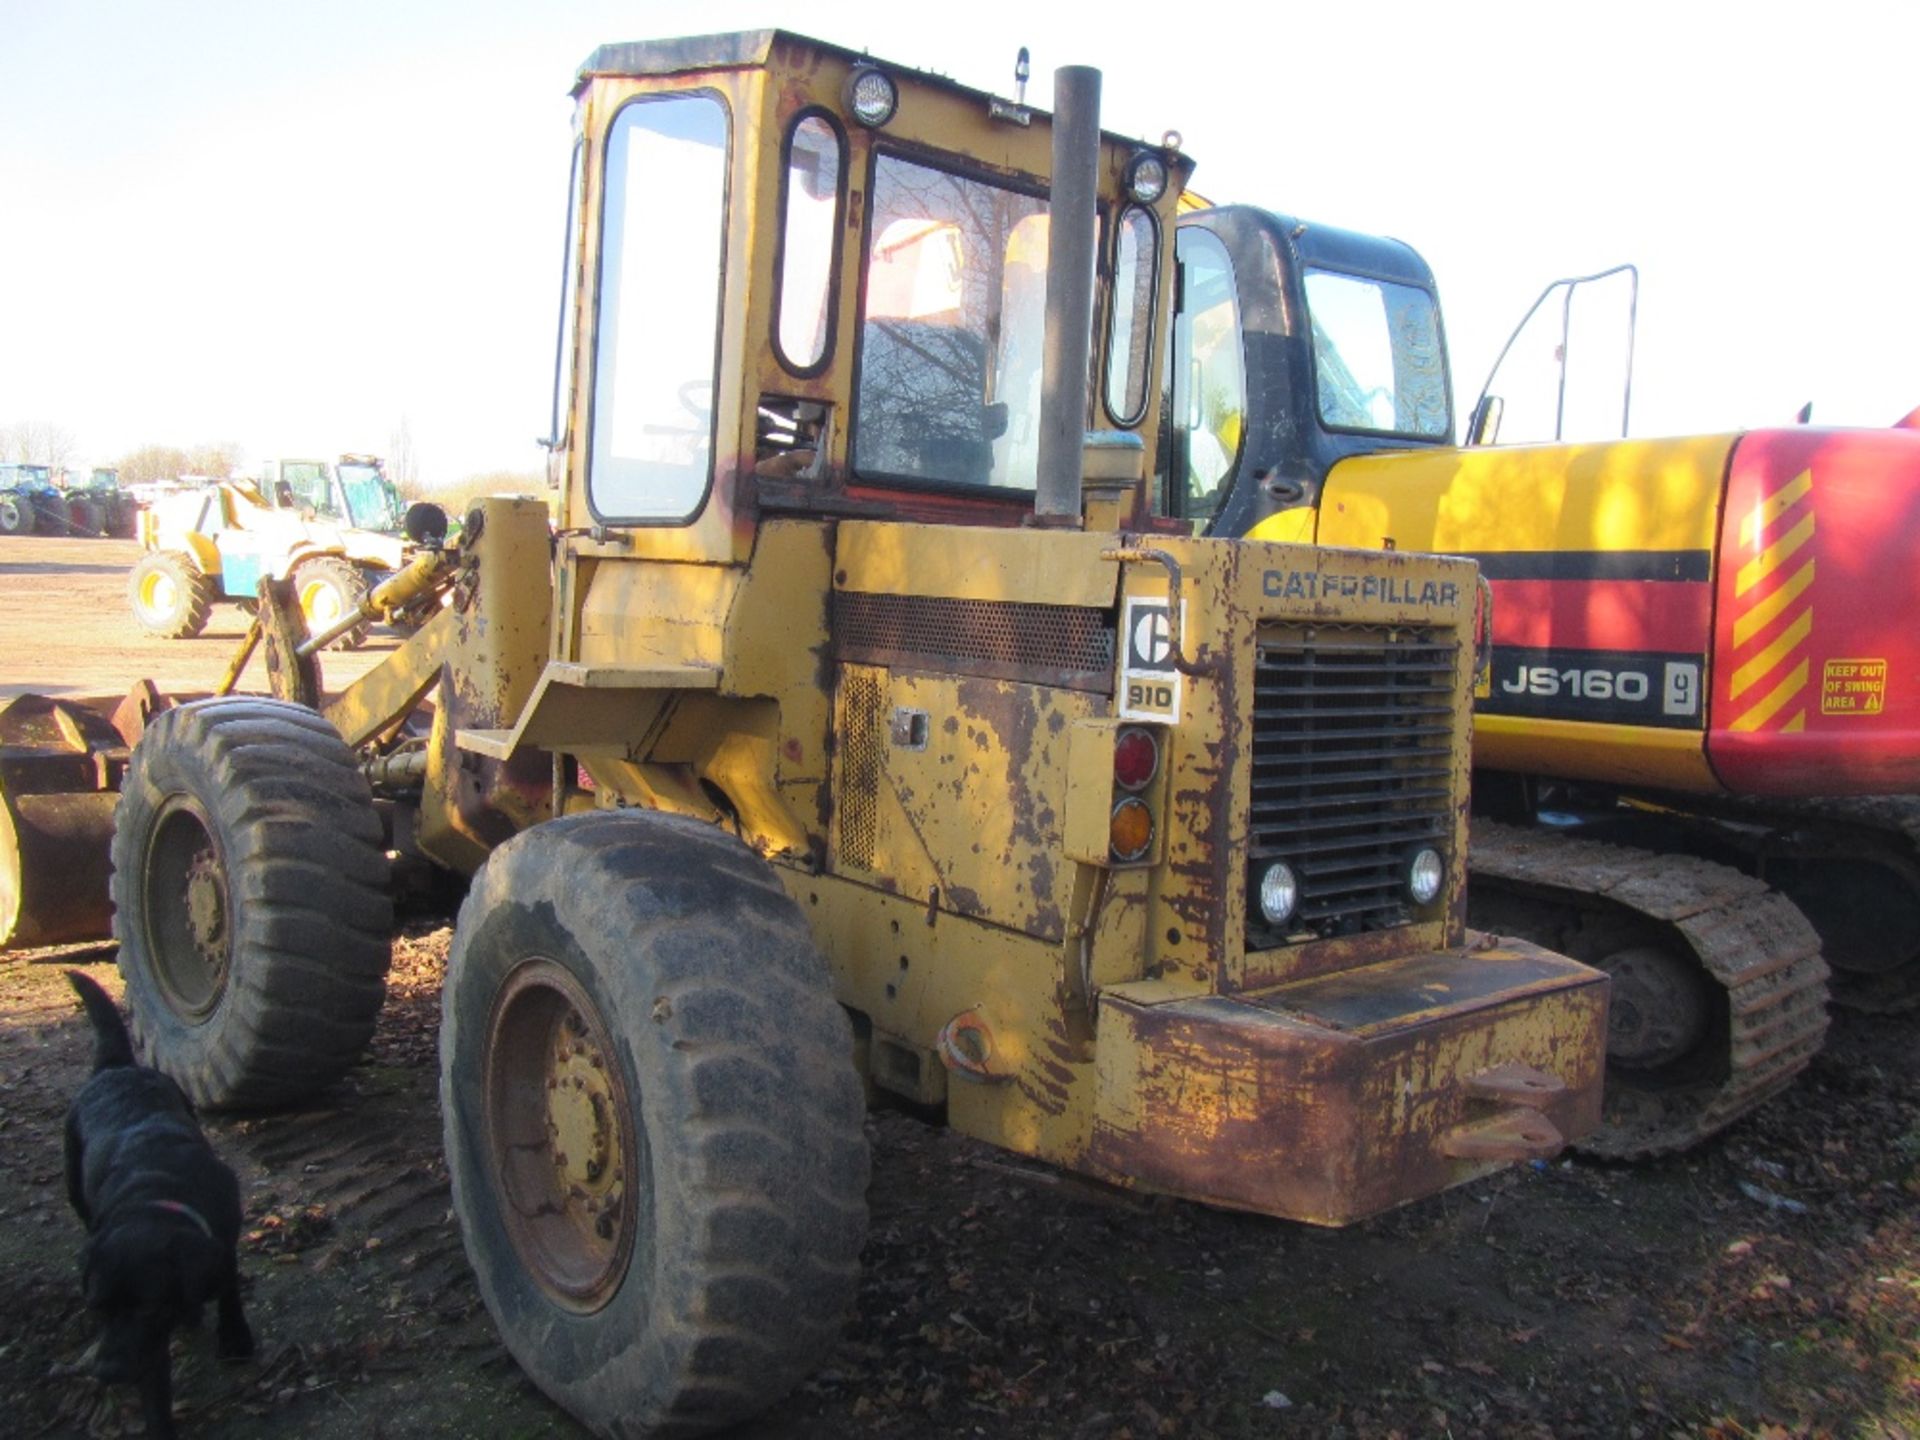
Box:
left=1707, top=428, right=1920, bottom=794
left=1315, top=435, right=1736, bottom=791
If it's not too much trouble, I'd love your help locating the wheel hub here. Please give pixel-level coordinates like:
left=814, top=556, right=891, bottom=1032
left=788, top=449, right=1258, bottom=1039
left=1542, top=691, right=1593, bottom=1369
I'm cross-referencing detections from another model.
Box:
left=301, top=579, right=343, bottom=627
left=144, top=572, right=178, bottom=615
left=1603, top=945, right=1711, bottom=1071
left=545, top=1010, right=626, bottom=1240
left=485, top=960, right=638, bottom=1311
left=144, top=800, right=232, bottom=1020
left=183, top=850, right=229, bottom=977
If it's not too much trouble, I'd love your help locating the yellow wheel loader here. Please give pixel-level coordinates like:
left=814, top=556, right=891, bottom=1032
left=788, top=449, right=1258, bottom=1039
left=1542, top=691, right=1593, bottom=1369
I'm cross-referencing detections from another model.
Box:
left=0, top=35, right=1611, bottom=1437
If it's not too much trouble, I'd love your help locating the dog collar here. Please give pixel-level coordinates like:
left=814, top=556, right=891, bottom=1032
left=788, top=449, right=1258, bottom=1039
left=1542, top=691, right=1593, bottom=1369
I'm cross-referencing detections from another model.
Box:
left=147, top=1199, right=214, bottom=1240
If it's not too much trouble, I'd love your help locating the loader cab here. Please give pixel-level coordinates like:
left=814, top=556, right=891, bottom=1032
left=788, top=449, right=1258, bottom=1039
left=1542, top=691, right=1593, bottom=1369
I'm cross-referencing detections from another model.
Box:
left=551, top=30, right=1191, bottom=565
left=1162, top=205, right=1453, bottom=538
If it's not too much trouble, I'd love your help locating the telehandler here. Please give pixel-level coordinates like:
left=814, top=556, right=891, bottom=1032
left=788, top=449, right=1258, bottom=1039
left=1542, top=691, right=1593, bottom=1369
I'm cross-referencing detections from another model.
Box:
left=1167, top=202, right=1920, bottom=1156
left=0, top=36, right=1609, bottom=1436
left=128, top=468, right=412, bottom=645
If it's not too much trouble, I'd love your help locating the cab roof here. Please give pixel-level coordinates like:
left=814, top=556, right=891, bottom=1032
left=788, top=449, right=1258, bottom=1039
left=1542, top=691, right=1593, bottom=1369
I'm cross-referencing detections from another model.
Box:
left=574, top=29, right=1190, bottom=162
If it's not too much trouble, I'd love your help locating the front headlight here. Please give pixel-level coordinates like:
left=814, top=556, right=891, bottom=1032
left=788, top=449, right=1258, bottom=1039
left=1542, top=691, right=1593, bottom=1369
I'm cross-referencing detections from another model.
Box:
left=1405, top=846, right=1445, bottom=906
left=845, top=67, right=898, bottom=128
left=1125, top=151, right=1168, bottom=204
left=1258, top=861, right=1298, bottom=927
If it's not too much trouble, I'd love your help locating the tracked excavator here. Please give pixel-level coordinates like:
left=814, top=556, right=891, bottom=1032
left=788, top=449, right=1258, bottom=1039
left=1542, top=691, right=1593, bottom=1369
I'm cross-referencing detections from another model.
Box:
left=1166, top=202, right=1918, bottom=1156
left=0, top=36, right=1611, bottom=1435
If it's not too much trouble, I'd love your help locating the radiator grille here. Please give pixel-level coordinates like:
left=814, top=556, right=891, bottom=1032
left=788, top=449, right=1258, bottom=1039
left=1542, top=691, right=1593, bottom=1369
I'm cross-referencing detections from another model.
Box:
left=833, top=592, right=1113, bottom=690
left=1247, top=625, right=1458, bottom=946
left=839, top=669, right=884, bottom=870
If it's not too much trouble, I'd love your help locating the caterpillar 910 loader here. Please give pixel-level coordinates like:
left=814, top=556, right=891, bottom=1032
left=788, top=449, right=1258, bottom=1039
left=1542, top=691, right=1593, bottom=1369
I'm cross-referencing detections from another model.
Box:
left=0, top=37, right=1609, bottom=1436
left=1167, top=202, right=1920, bottom=1157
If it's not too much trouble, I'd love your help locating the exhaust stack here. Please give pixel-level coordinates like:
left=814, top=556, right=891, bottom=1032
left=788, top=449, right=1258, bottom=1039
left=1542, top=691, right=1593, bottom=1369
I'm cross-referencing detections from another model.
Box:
left=1035, top=64, right=1100, bottom=526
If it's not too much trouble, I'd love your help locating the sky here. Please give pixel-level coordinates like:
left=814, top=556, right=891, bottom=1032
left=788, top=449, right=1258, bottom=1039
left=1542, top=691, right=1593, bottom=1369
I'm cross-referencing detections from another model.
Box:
left=1, top=0, right=1913, bottom=485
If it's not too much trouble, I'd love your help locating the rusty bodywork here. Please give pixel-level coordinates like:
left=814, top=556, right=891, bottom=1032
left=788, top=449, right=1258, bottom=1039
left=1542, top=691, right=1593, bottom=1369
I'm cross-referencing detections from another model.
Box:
left=0, top=32, right=1607, bottom=1233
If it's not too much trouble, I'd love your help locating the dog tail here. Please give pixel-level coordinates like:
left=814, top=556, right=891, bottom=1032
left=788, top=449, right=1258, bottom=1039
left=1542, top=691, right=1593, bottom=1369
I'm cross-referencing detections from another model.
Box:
left=67, top=971, right=137, bottom=1072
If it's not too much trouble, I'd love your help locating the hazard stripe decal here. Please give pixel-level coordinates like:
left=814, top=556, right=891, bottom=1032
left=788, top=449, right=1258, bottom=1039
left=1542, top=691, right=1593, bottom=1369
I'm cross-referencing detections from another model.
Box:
left=1723, top=467, right=1816, bottom=732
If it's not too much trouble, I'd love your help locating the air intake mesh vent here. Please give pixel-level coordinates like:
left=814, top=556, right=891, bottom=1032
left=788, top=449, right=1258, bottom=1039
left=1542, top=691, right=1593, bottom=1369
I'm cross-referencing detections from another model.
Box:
left=834, top=592, right=1113, bottom=689
left=1248, top=625, right=1458, bottom=947
left=839, top=669, right=883, bottom=870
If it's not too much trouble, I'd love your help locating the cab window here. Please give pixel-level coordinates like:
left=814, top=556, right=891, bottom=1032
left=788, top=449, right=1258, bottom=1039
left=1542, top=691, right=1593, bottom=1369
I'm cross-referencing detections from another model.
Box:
left=775, top=115, right=842, bottom=373
left=1104, top=205, right=1158, bottom=426
left=1164, top=227, right=1245, bottom=524
left=853, top=155, right=1048, bottom=490
left=547, top=138, right=584, bottom=451
left=1303, top=269, right=1448, bottom=438
left=588, top=92, right=729, bottom=522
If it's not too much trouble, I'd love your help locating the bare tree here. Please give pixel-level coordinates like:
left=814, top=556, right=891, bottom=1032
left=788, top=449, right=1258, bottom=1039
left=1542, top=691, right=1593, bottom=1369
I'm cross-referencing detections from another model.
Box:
left=0, top=420, right=79, bottom=467
left=185, top=442, right=243, bottom=479
left=115, top=445, right=193, bottom=486
left=388, top=415, right=421, bottom=497
left=114, top=442, right=243, bottom=484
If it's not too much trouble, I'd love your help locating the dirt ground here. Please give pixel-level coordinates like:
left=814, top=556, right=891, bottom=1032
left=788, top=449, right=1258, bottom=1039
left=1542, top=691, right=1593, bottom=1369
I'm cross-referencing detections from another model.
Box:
left=2, top=536, right=1915, bottom=1439
left=0, top=537, right=392, bottom=702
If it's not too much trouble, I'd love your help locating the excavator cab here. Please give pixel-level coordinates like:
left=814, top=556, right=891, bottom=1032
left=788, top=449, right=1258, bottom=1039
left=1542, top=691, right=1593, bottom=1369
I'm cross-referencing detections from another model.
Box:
left=1162, top=206, right=1453, bottom=539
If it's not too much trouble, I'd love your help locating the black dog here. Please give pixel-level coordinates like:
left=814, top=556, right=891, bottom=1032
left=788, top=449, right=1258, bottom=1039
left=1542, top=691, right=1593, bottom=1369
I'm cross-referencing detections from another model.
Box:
left=64, top=971, right=253, bottom=1438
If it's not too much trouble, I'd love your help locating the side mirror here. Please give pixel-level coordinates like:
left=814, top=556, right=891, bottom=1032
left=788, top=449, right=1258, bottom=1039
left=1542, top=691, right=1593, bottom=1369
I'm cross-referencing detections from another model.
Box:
left=404, top=501, right=451, bottom=548
left=1466, top=395, right=1505, bottom=447
left=982, top=402, right=1011, bottom=441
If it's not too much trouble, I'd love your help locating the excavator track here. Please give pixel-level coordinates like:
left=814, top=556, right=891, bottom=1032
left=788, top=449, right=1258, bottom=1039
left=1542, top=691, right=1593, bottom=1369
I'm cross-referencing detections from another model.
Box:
left=1469, top=820, right=1830, bottom=1160
left=1713, top=794, right=1920, bottom=1014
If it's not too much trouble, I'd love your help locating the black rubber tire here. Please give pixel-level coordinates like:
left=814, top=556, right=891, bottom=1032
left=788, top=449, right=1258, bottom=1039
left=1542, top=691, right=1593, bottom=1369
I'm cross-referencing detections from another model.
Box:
left=110, top=698, right=393, bottom=1109
left=69, top=497, right=105, bottom=535
left=292, top=554, right=372, bottom=649
left=0, top=494, right=33, bottom=535
left=128, top=550, right=216, bottom=638
left=442, top=810, right=870, bottom=1439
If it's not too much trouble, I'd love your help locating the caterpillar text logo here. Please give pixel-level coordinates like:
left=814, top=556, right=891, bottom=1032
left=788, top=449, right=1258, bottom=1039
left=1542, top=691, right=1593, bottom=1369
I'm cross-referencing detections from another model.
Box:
left=1263, top=569, right=1460, bottom=608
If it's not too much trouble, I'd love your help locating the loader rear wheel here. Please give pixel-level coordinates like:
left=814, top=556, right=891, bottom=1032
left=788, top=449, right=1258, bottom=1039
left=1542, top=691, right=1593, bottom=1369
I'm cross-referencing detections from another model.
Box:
left=293, top=555, right=371, bottom=649
left=442, top=810, right=869, bottom=1438
left=129, top=550, right=216, bottom=639
left=110, top=698, right=392, bottom=1109
left=0, top=495, right=32, bottom=535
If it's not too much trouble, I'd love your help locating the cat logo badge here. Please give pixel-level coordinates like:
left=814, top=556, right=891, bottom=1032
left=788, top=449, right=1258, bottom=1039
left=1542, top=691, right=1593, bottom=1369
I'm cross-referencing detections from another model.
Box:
left=1119, top=597, right=1182, bottom=723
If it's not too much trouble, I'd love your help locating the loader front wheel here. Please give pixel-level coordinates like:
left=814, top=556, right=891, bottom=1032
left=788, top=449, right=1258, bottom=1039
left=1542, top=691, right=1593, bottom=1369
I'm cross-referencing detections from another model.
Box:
left=129, top=550, right=216, bottom=638
left=441, top=810, right=869, bottom=1438
left=111, top=698, right=392, bottom=1108
left=294, top=555, right=371, bottom=649
left=0, top=494, right=33, bottom=535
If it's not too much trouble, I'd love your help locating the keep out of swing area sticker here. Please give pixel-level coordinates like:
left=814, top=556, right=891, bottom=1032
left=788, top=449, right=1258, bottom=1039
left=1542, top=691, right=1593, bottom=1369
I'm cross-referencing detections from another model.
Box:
left=1120, top=596, right=1183, bottom=723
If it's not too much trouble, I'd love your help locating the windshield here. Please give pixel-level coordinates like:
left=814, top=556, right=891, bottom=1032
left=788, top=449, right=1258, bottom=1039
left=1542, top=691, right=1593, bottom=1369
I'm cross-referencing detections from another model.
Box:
left=277, top=461, right=340, bottom=517
left=853, top=155, right=1050, bottom=489
left=1303, top=268, right=1449, bottom=439
left=339, top=463, right=401, bottom=531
